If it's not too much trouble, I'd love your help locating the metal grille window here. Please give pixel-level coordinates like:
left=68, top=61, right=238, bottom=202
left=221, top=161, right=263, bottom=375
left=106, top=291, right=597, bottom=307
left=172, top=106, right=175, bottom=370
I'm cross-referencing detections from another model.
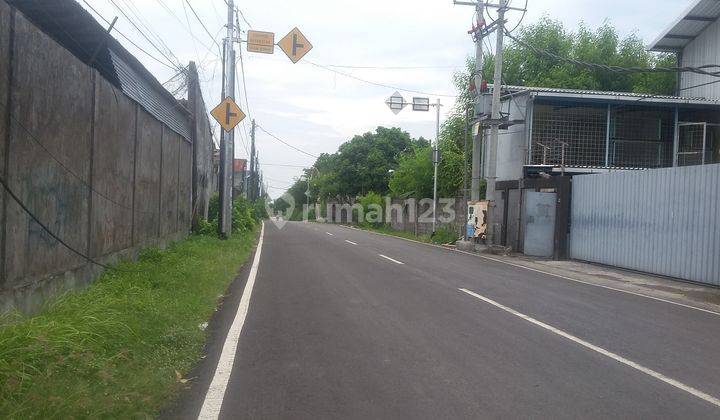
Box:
left=609, top=106, right=674, bottom=168
left=531, top=103, right=607, bottom=167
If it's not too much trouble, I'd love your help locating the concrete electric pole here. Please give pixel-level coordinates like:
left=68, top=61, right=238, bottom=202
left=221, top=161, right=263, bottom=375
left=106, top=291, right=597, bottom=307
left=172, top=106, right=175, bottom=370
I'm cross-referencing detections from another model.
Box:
left=218, top=0, right=236, bottom=237
left=485, top=0, right=508, bottom=245
left=471, top=1, right=485, bottom=202
left=250, top=119, right=256, bottom=200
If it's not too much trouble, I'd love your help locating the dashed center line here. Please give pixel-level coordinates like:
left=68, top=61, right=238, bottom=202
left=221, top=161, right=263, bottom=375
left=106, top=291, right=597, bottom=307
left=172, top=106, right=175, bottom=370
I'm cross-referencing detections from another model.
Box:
left=326, top=232, right=334, bottom=236
left=379, top=254, right=404, bottom=265
left=345, top=240, right=357, bottom=245
left=459, top=288, right=720, bottom=409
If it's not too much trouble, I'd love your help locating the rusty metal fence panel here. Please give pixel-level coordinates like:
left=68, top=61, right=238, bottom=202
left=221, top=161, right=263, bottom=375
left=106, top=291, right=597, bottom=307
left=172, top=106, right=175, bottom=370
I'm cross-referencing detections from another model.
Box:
left=570, top=163, right=720, bottom=286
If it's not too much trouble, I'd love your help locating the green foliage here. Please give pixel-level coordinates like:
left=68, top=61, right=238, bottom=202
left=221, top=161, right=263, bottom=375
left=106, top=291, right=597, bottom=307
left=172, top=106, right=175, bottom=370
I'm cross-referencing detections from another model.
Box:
left=431, top=227, right=459, bottom=245
left=389, top=134, right=465, bottom=199
left=356, top=191, right=384, bottom=227
left=231, top=197, right=257, bottom=233
left=462, top=17, right=676, bottom=100
left=0, top=231, right=258, bottom=418
left=275, top=127, right=428, bottom=209
left=198, top=193, right=263, bottom=236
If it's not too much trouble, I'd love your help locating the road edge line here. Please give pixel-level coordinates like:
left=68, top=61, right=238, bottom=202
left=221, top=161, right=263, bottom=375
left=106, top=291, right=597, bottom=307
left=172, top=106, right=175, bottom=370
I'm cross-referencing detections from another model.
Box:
left=198, top=221, right=265, bottom=420
left=459, top=288, right=720, bottom=409
left=333, top=225, right=720, bottom=317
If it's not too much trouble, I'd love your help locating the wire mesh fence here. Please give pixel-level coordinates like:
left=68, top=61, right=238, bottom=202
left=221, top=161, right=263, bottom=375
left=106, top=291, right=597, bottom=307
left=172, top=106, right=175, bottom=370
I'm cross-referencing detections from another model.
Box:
left=530, top=102, right=675, bottom=169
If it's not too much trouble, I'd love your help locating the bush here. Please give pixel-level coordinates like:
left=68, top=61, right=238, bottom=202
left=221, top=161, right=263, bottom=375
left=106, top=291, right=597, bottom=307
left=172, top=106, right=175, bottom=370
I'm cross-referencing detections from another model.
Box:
left=356, top=192, right=384, bottom=227
left=431, top=226, right=459, bottom=244
left=195, top=194, right=260, bottom=236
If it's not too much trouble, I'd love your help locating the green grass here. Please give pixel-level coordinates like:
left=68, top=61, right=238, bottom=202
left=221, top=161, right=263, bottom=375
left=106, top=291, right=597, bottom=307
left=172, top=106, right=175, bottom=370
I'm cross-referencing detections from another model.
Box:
left=358, top=224, right=459, bottom=245
left=0, top=229, right=258, bottom=419
left=359, top=224, right=432, bottom=243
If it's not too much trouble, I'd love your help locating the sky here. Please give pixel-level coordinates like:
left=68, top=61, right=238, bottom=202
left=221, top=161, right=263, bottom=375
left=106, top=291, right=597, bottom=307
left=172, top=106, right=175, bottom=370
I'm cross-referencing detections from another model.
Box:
left=78, top=0, right=692, bottom=198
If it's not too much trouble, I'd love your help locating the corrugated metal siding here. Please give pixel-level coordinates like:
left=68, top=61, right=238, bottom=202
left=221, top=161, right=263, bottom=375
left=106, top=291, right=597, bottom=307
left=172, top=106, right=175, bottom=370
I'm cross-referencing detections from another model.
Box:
left=110, top=51, right=190, bottom=141
left=570, top=163, right=720, bottom=286
left=681, top=18, right=720, bottom=99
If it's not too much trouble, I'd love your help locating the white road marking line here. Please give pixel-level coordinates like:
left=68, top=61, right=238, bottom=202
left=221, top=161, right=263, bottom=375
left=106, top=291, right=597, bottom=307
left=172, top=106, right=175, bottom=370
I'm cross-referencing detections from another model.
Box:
left=339, top=225, right=720, bottom=318
left=459, top=288, right=720, bottom=409
left=345, top=240, right=357, bottom=245
left=326, top=232, right=334, bottom=236
left=464, top=252, right=720, bottom=318
left=198, top=222, right=265, bottom=420
left=379, top=254, right=405, bottom=265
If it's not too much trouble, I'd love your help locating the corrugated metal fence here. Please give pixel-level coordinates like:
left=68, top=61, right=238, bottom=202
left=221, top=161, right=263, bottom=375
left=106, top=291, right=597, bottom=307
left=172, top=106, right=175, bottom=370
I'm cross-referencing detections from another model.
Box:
left=570, top=163, right=720, bottom=286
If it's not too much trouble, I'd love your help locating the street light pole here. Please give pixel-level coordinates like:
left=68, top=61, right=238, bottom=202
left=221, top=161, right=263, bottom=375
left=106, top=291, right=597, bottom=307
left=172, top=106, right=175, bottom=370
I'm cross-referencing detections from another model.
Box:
left=432, top=98, right=441, bottom=234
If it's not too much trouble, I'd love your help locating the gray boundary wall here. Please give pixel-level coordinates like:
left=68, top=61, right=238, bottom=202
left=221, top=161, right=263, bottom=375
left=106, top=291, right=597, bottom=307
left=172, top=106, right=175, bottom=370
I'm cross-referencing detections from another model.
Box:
left=0, top=4, right=194, bottom=313
left=570, top=163, right=720, bottom=286
left=326, top=198, right=467, bottom=238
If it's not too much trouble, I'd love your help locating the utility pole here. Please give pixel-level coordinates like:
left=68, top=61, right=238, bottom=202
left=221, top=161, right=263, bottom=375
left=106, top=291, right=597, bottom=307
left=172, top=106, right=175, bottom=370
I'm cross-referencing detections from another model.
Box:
left=249, top=119, right=256, bottom=200
left=471, top=0, right=485, bottom=202
left=218, top=0, right=236, bottom=237
left=432, top=98, right=441, bottom=234
left=486, top=0, right=508, bottom=245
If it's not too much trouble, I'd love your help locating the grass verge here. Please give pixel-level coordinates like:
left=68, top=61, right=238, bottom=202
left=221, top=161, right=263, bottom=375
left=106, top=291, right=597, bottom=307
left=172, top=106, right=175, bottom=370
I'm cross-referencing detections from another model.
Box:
left=0, top=229, right=258, bottom=419
left=354, top=224, right=461, bottom=245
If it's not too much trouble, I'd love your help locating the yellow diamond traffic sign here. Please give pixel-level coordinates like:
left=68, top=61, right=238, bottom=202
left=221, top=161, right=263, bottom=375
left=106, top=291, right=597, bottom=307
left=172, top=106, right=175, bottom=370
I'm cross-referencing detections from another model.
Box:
left=210, top=97, right=245, bottom=132
left=278, top=27, right=313, bottom=64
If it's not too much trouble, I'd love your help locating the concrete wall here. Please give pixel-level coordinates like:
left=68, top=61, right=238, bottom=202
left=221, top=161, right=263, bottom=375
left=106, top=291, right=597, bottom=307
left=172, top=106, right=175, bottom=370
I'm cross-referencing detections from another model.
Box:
left=133, top=108, right=162, bottom=245
left=0, top=0, right=11, bottom=289
left=187, top=62, right=215, bottom=223
left=0, top=4, right=195, bottom=313
left=681, top=18, right=720, bottom=99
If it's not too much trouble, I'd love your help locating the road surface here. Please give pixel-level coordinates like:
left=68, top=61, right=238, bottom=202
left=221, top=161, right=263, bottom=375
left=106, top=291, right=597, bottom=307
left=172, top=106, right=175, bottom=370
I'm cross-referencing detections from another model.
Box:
left=175, top=221, right=720, bottom=419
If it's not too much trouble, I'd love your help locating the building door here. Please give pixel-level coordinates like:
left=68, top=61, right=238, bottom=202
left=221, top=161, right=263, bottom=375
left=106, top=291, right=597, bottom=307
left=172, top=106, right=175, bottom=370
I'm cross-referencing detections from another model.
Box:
left=523, top=192, right=556, bottom=257
left=678, top=122, right=707, bottom=166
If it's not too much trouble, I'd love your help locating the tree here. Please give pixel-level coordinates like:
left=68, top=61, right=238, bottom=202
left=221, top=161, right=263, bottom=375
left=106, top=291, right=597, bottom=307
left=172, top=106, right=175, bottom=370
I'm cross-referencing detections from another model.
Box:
left=455, top=17, right=676, bottom=100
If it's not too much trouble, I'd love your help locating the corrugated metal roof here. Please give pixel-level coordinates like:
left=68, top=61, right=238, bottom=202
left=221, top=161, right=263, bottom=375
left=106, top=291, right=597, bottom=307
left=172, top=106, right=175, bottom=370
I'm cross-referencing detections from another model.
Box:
left=7, top=0, right=191, bottom=141
left=111, top=51, right=190, bottom=140
left=648, top=0, right=720, bottom=52
left=499, top=85, right=720, bottom=105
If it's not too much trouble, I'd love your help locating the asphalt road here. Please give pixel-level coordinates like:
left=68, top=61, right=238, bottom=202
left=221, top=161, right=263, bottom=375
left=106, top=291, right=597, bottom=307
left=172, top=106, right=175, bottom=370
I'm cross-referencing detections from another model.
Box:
left=178, top=221, right=720, bottom=419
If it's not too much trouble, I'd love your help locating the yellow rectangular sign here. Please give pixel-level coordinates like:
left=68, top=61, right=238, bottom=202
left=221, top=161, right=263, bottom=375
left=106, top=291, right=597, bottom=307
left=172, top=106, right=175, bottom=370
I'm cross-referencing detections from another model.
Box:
left=247, top=30, right=275, bottom=54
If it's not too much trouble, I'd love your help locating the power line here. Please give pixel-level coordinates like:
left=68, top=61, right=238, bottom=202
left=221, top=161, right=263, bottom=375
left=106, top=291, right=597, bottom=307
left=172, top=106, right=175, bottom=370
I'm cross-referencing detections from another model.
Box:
left=119, top=0, right=181, bottom=66
left=260, top=163, right=310, bottom=168
left=256, top=125, right=320, bottom=158
left=305, top=61, right=459, bottom=98
left=504, top=29, right=720, bottom=78
left=0, top=175, right=144, bottom=272
left=182, top=0, right=223, bottom=56
left=236, top=6, right=252, bottom=28
left=78, top=0, right=179, bottom=71
left=321, top=63, right=462, bottom=70
left=153, top=0, right=220, bottom=59
left=106, top=0, right=183, bottom=70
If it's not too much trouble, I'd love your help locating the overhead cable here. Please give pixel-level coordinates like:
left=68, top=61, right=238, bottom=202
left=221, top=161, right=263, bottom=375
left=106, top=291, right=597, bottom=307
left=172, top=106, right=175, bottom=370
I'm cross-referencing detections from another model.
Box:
left=256, top=125, right=319, bottom=158
left=306, top=61, right=459, bottom=98
left=504, top=29, right=720, bottom=78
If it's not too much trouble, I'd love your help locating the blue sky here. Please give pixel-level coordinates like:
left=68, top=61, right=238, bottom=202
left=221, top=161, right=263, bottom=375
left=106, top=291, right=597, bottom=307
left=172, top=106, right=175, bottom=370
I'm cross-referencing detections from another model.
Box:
left=79, top=0, right=690, bottom=197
